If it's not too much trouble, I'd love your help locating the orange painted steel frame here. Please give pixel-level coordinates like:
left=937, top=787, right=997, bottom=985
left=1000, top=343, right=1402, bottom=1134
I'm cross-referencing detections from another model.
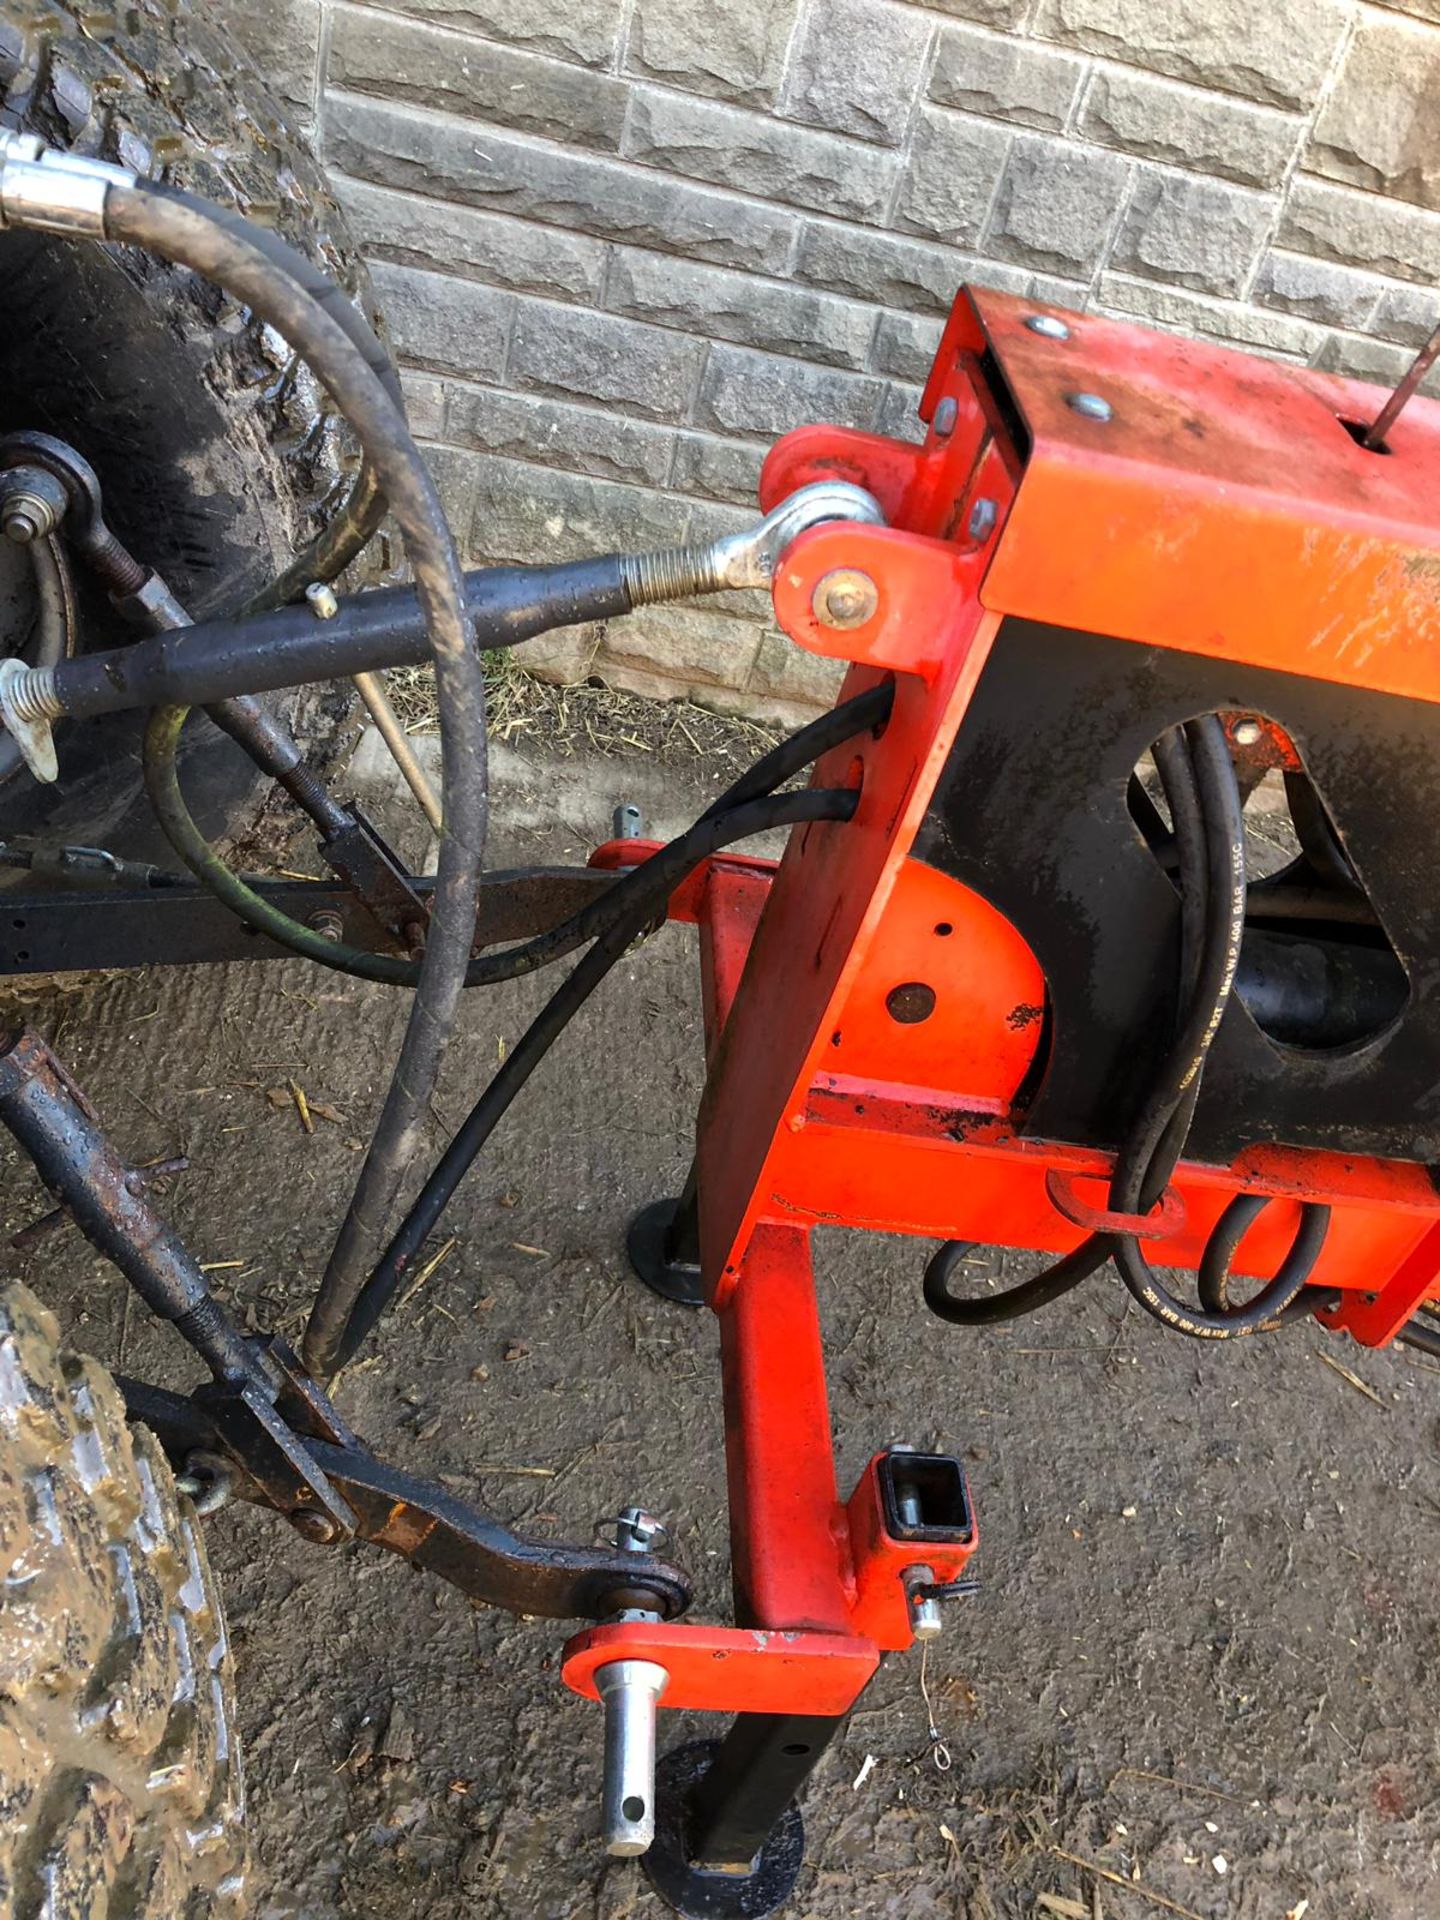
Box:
left=564, top=285, right=1440, bottom=1723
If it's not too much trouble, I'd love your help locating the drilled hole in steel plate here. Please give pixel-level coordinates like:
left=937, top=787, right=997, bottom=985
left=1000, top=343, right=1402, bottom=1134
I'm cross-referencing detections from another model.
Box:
left=10, top=918, right=23, bottom=930
left=781, top=1743, right=811, bottom=1757
left=1339, top=417, right=1392, bottom=456
left=13, top=951, right=28, bottom=963
left=886, top=982, right=936, bottom=1024
left=934, top=921, right=953, bottom=937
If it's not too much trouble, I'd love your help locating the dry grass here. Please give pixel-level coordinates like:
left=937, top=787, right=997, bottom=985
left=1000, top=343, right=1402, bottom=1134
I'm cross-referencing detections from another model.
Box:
left=383, top=654, right=784, bottom=773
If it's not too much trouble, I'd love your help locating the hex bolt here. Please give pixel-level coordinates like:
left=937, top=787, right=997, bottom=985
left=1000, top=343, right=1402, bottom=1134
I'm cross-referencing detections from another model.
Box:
left=1232, top=718, right=1263, bottom=746
left=1066, top=392, right=1113, bottom=423
left=967, top=497, right=998, bottom=544
left=812, top=568, right=879, bottom=631
left=1024, top=314, right=1071, bottom=341
left=0, top=468, right=68, bottom=545
left=305, top=580, right=340, bottom=620
left=307, top=908, right=345, bottom=942
left=291, top=1505, right=340, bottom=1544
left=933, top=396, right=959, bottom=437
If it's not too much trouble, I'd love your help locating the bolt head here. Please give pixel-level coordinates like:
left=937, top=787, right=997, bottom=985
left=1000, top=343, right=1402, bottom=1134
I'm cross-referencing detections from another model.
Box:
left=1024, top=314, right=1071, bottom=341
left=933, top=396, right=959, bottom=437
left=1232, top=718, right=1263, bottom=747
left=967, top=496, right=998, bottom=543
left=812, top=568, right=879, bottom=630
left=305, top=580, right=340, bottom=620
left=1066, top=391, right=1112, bottom=423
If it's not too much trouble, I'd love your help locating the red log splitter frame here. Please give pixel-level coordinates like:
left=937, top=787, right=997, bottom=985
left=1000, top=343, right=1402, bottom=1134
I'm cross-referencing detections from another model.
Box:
left=567, top=286, right=1440, bottom=1914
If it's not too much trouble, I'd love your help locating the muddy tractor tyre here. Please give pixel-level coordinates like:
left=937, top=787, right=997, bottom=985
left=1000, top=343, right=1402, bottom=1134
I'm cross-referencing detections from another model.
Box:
left=0, top=1283, right=247, bottom=1916
left=0, top=0, right=384, bottom=860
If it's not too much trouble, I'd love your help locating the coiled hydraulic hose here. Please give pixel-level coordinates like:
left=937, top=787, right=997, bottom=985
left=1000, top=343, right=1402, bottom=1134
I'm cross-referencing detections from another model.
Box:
left=926, top=716, right=1331, bottom=1339
left=101, top=177, right=490, bottom=1365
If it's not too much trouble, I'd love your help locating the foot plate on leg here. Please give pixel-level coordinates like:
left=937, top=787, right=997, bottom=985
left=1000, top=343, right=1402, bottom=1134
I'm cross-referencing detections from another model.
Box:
left=626, top=1198, right=704, bottom=1308
left=641, top=1741, right=805, bottom=1918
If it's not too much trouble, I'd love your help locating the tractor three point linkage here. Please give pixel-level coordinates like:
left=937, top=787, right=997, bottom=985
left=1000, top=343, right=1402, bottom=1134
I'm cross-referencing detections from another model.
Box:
left=3, top=130, right=1440, bottom=1918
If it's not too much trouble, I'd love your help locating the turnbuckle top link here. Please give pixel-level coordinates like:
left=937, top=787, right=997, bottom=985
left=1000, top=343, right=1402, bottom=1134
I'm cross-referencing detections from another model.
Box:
left=619, top=479, right=886, bottom=606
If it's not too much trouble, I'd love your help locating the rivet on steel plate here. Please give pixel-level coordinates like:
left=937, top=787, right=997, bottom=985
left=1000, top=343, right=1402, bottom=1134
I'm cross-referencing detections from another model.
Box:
left=1066, top=391, right=1112, bottom=422
left=933, top=396, right=959, bottom=437
left=1024, top=314, right=1070, bottom=341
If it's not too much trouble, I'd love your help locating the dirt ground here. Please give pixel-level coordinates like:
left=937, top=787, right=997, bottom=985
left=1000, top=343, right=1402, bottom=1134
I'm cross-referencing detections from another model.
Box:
left=4, top=713, right=1438, bottom=1920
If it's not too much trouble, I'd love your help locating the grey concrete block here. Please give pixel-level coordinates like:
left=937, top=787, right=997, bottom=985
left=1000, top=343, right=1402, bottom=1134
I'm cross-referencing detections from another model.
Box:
left=461, top=454, right=690, bottom=566
left=337, top=179, right=607, bottom=302
left=1079, top=69, right=1301, bottom=191
left=627, top=0, right=799, bottom=108
left=1112, top=169, right=1276, bottom=300
left=598, top=604, right=764, bottom=689
left=784, top=0, right=934, bottom=146
left=1311, top=330, right=1429, bottom=391
left=507, top=300, right=706, bottom=423
left=1032, top=0, right=1349, bottom=112
left=399, top=370, right=445, bottom=439
left=921, top=0, right=1030, bottom=24
left=746, top=631, right=847, bottom=708
left=696, top=342, right=887, bottom=439
left=606, top=249, right=876, bottom=370
left=985, top=133, right=1131, bottom=278
left=325, top=95, right=798, bottom=274
left=1370, top=281, right=1440, bottom=348
left=895, top=108, right=1012, bottom=246
left=217, top=0, right=319, bottom=116
left=622, top=86, right=897, bottom=224
left=443, top=384, right=676, bottom=488
left=1253, top=251, right=1381, bottom=331
left=876, top=379, right=926, bottom=442
left=930, top=25, right=1085, bottom=132
left=508, top=624, right=602, bottom=682
left=1278, top=178, right=1440, bottom=285
left=871, top=310, right=945, bottom=382
left=368, top=261, right=513, bottom=380
left=671, top=432, right=766, bottom=507
left=1307, top=13, right=1440, bottom=213
left=328, top=8, right=626, bottom=150
left=797, top=223, right=1012, bottom=313
left=1097, top=273, right=1322, bottom=359
left=333, top=0, right=624, bottom=69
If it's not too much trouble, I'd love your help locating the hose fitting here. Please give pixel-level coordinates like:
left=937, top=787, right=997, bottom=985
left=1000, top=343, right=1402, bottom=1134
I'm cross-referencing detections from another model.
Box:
left=0, top=129, right=135, bottom=236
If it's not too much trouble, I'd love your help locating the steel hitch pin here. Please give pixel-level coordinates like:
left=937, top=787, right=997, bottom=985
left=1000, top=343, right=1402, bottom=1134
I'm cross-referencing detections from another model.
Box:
left=593, top=1505, right=670, bottom=1857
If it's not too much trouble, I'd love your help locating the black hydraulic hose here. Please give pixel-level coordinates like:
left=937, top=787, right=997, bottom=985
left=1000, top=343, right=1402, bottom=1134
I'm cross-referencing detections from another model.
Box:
left=1111, top=718, right=1320, bottom=1337
left=147, top=682, right=894, bottom=989
left=100, top=179, right=490, bottom=1380
left=923, top=1235, right=1114, bottom=1325
left=333, top=786, right=861, bottom=1371
left=1196, top=1192, right=1333, bottom=1321
left=1396, top=1314, right=1440, bottom=1358
left=922, top=725, right=1209, bottom=1328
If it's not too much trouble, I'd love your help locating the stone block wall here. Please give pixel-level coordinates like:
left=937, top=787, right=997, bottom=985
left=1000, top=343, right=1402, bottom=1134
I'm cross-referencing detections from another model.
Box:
left=220, top=0, right=1440, bottom=724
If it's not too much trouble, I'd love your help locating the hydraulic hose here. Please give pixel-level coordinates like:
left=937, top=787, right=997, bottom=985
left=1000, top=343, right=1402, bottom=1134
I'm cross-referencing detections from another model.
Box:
left=101, top=178, right=490, bottom=1364
left=332, top=784, right=863, bottom=1371
left=146, top=681, right=894, bottom=991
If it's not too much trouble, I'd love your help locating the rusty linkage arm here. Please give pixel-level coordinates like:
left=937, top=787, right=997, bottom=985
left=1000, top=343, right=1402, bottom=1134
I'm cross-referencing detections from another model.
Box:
left=0, top=1028, right=692, bottom=1622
